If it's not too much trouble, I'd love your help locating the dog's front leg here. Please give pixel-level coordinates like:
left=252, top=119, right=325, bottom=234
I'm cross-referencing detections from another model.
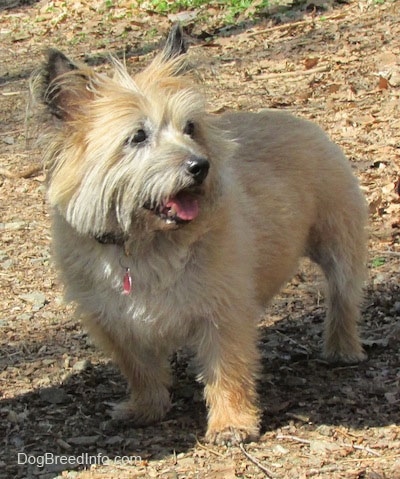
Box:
left=84, top=315, right=172, bottom=425
left=196, top=313, right=260, bottom=445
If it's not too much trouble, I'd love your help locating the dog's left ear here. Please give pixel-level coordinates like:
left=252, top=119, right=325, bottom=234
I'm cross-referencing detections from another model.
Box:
left=162, top=23, right=188, bottom=62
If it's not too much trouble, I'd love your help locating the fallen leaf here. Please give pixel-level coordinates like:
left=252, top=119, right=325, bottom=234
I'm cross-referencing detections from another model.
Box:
left=305, top=57, right=319, bottom=70
left=378, top=76, right=389, bottom=90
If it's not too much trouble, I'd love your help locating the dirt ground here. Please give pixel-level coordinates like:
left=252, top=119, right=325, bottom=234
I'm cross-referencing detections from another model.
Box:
left=1, top=0, right=399, bottom=478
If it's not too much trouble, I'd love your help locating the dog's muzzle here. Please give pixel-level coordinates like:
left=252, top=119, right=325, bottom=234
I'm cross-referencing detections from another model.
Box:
left=143, top=156, right=210, bottom=226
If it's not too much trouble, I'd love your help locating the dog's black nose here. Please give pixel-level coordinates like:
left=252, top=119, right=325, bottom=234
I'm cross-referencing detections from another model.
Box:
left=185, top=157, right=210, bottom=184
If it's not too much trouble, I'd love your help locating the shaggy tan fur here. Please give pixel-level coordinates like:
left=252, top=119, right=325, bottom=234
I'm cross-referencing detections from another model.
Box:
left=37, top=40, right=367, bottom=445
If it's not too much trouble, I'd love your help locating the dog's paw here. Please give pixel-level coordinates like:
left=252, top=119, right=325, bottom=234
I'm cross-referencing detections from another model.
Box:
left=323, top=348, right=367, bottom=365
left=110, top=395, right=171, bottom=426
left=205, top=426, right=259, bottom=446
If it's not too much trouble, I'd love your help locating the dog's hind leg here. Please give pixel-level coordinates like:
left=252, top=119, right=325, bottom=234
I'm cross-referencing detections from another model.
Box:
left=308, top=197, right=367, bottom=363
left=84, top=315, right=172, bottom=425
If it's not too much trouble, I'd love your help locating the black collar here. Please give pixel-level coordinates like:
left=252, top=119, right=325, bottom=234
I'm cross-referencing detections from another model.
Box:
left=94, top=232, right=126, bottom=246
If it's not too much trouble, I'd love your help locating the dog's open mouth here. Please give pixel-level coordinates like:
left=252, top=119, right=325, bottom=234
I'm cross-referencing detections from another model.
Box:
left=145, top=191, right=200, bottom=225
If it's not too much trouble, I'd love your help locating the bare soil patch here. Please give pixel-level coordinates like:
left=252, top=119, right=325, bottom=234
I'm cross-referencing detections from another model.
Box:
left=1, top=1, right=399, bottom=478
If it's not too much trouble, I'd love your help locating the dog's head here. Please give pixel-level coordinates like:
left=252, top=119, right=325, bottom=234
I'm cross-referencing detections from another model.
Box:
left=38, top=26, right=235, bottom=243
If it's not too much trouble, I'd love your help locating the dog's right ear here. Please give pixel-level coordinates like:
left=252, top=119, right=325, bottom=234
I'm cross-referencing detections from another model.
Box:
left=42, top=49, right=91, bottom=121
left=162, top=23, right=188, bottom=61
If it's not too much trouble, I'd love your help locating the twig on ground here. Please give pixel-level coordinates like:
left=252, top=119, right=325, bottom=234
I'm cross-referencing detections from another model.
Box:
left=1, top=91, right=22, bottom=96
left=379, top=250, right=400, bottom=257
left=349, top=443, right=381, bottom=457
left=308, top=465, right=340, bottom=476
left=194, top=436, right=224, bottom=457
left=276, top=434, right=311, bottom=445
left=0, top=164, right=42, bottom=179
left=247, top=13, right=346, bottom=38
left=255, top=65, right=329, bottom=81
left=247, top=18, right=312, bottom=36
left=239, top=443, right=275, bottom=478
left=0, top=168, right=16, bottom=178
left=275, top=329, right=312, bottom=355
left=278, top=434, right=381, bottom=456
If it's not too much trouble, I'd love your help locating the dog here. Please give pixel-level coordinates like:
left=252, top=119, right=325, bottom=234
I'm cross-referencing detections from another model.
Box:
left=36, top=25, right=367, bottom=445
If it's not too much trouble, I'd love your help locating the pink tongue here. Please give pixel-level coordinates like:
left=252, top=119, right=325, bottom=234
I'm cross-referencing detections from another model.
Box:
left=166, top=193, right=199, bottom=221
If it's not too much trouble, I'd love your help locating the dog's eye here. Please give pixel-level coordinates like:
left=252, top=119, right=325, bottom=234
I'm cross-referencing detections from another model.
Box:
left=127, top=129, right=147, bottom=145
left=183, top=121, right=195, bottom=137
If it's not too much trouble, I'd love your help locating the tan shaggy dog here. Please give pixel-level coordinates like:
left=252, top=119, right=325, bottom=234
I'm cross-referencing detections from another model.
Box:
left=36, top=26, right=367, bottom=445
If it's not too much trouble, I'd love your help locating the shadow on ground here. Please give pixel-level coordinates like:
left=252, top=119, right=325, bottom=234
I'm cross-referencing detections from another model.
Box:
left=1, top=283, right=399, bottom=478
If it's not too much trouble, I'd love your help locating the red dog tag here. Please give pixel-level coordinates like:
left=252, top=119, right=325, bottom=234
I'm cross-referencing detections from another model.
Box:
left=122, top=268, right=132, bottom=295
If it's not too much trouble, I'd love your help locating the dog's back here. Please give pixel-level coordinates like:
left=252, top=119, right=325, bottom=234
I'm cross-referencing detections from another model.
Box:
left=215, top=109, right=368, bottom=362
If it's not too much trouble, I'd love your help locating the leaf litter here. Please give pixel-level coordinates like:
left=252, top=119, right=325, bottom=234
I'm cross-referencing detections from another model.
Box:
left=0, top=1, right=399, bottom=478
